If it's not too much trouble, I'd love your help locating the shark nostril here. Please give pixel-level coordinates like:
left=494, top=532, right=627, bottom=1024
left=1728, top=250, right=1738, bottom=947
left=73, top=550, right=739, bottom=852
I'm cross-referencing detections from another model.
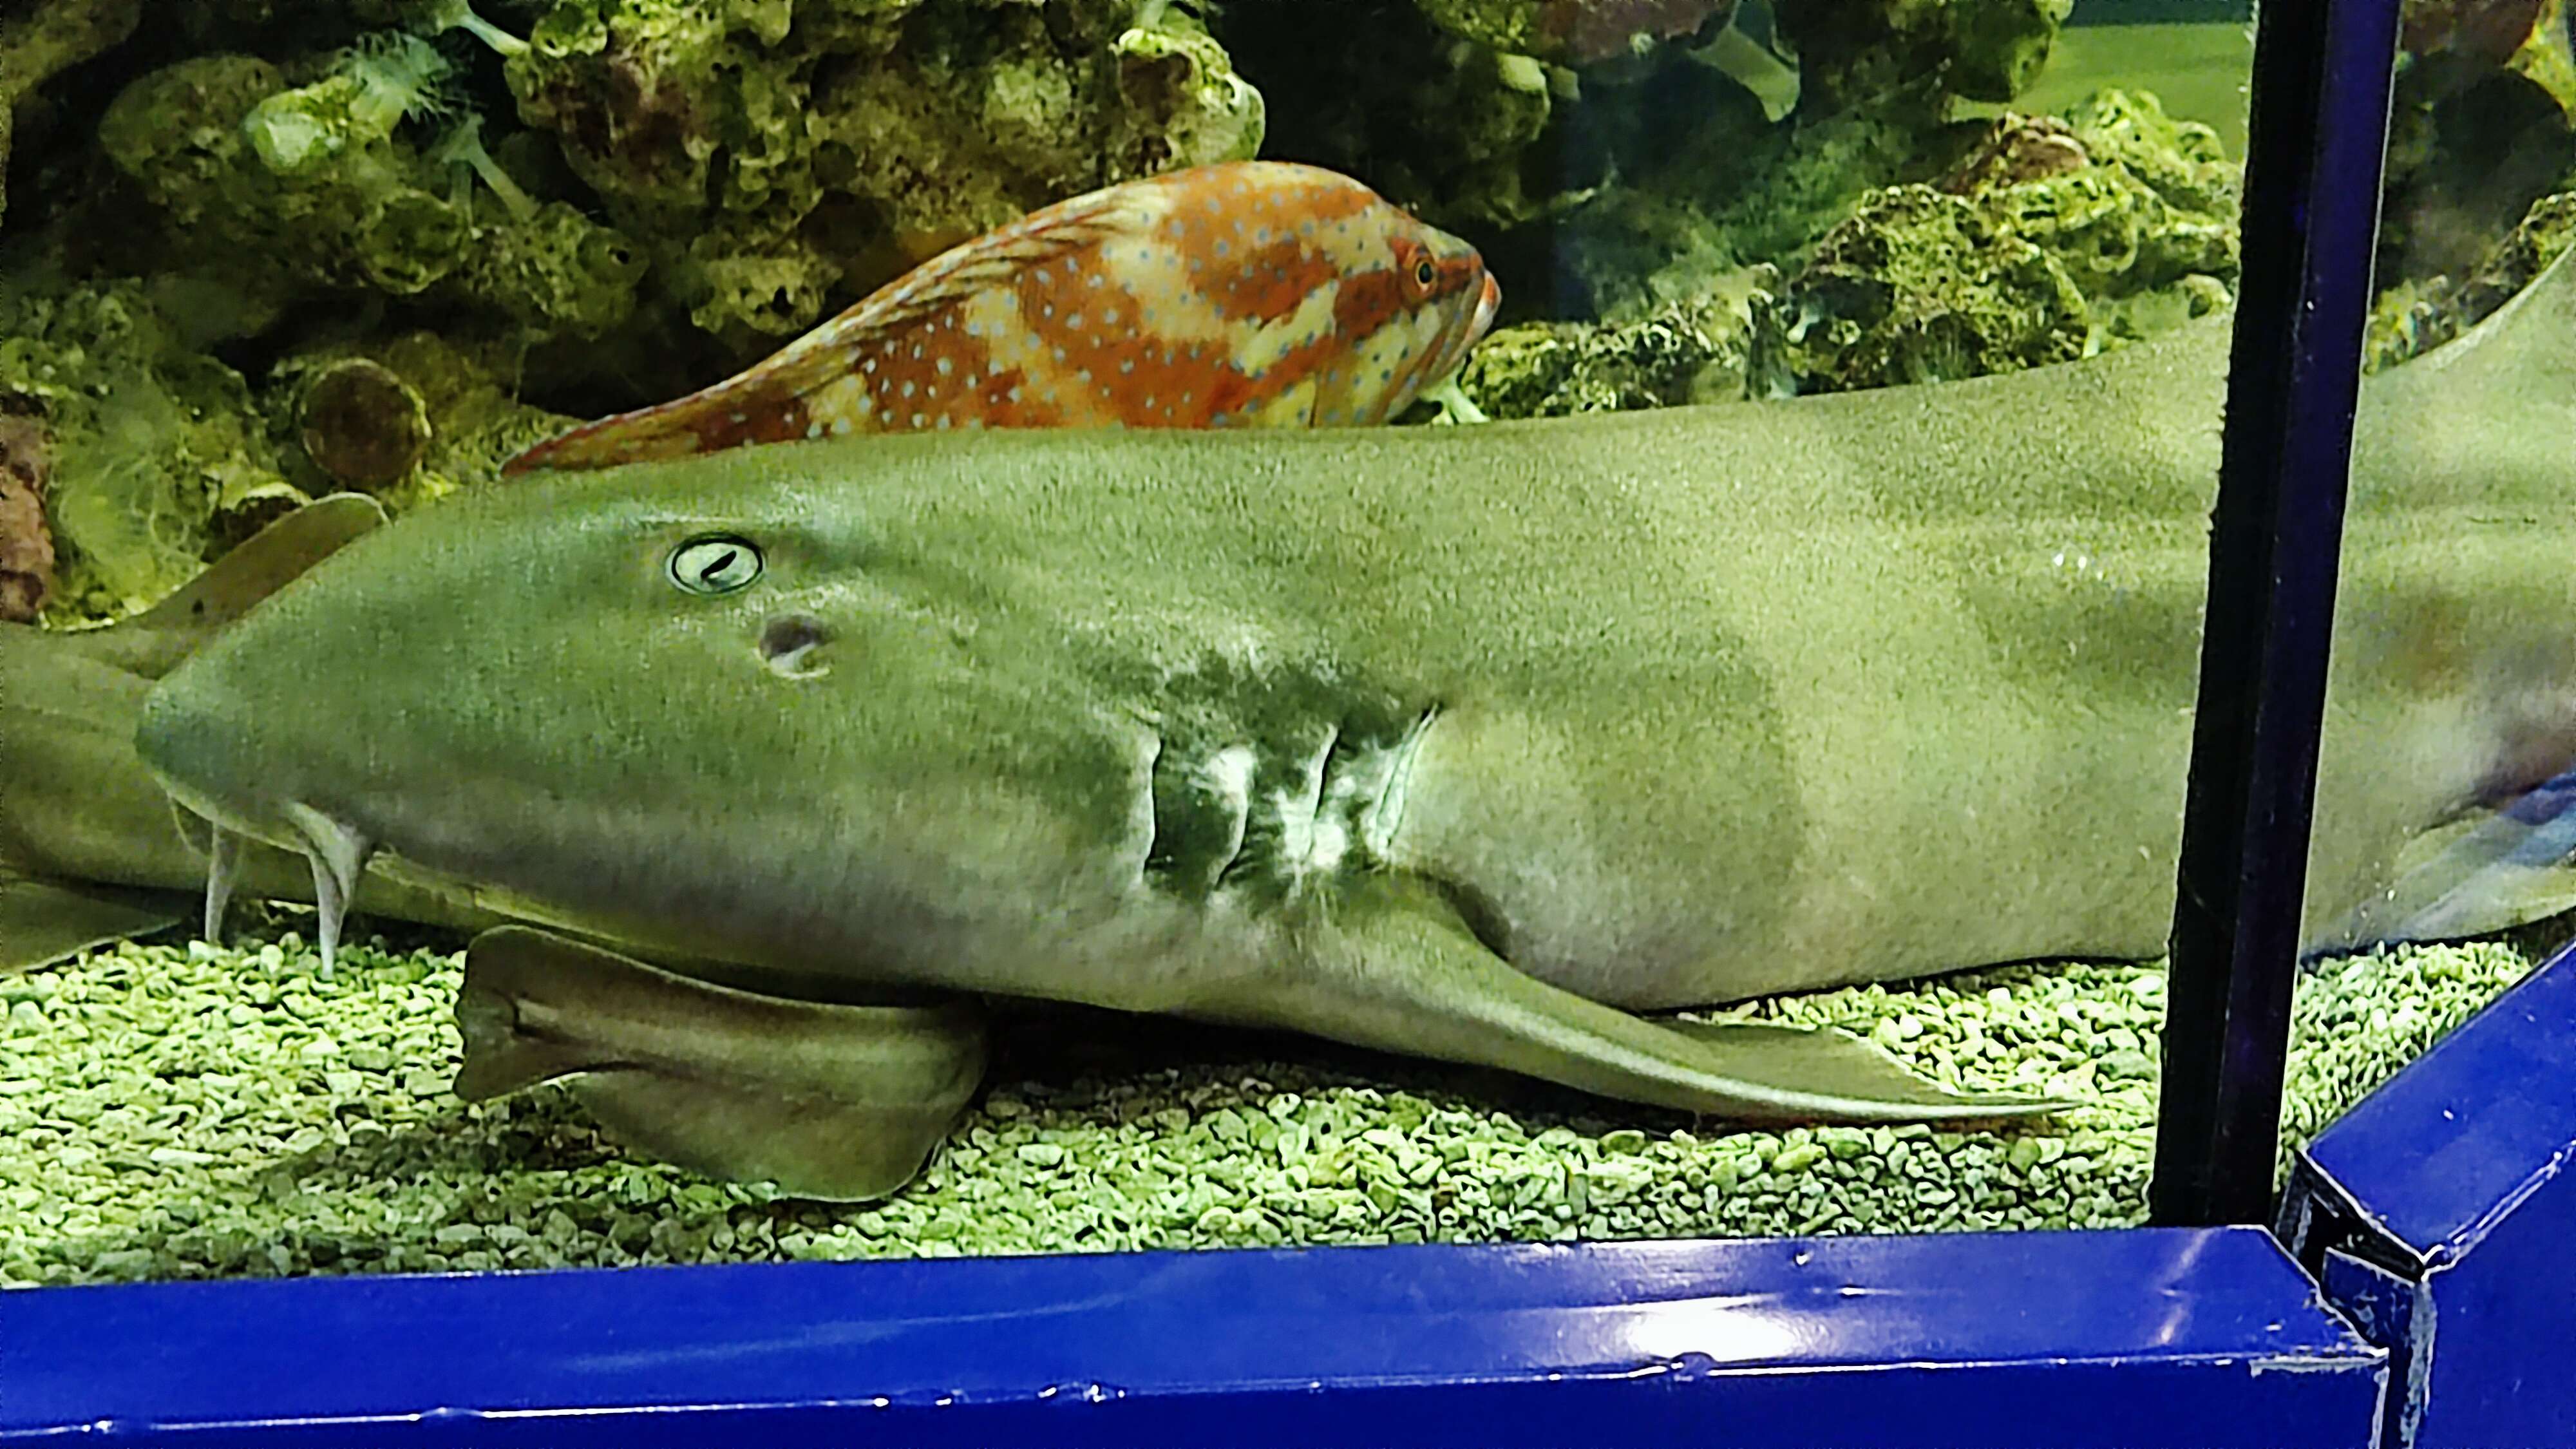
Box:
left=760, top=612, right=831, bottom=679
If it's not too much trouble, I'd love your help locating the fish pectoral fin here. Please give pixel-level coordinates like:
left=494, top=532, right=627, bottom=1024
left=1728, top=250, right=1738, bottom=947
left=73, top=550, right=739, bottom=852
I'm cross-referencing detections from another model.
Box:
left=0, top=868, right=189, bottom=976
left=454, top=926, right=988, bottom=1202
left=1260, top=875, right=2069, bottom=1124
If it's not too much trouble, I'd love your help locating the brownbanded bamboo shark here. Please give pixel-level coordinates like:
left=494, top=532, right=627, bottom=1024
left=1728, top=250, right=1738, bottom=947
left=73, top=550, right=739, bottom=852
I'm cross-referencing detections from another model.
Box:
left=26, top=247, right=2576, bottom=1202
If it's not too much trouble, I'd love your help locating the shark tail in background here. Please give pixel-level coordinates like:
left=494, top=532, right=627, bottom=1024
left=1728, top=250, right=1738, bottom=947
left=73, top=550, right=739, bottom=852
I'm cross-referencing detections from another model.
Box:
left=2311, top=239, right=2576, bottom=961
left=2317, top=769, right=2576, bottom=956
left=0, top=495, right=390, bottom=976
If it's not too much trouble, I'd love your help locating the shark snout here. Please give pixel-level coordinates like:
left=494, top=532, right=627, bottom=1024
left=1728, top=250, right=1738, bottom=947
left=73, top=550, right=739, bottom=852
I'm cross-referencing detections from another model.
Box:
left=138, top=642, right=381, bottom=977
left=135, top=662, right=274, bottom=840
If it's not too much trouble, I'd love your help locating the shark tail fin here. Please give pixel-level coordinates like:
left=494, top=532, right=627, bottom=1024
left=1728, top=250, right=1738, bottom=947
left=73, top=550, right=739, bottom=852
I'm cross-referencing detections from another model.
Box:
left=2322, top=769, right=2576, bottom=951
left=61, top=493, right=388, bottom=679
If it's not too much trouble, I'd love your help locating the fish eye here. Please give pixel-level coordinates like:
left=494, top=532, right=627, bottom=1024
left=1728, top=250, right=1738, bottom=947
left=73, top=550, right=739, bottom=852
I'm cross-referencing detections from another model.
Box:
left=1414, top=258, right=1437, bottom=288
left=668, top=535, right=764, bottom=595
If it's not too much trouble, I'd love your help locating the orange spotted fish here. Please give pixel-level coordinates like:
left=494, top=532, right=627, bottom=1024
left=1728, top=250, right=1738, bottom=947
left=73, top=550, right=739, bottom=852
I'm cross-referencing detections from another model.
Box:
left=502, top=162, right=1502, bottom=475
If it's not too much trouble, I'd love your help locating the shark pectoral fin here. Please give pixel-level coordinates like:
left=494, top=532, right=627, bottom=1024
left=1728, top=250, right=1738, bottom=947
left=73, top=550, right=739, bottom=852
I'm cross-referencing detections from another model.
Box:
left=455, top=926, right=988, bottom=1201
left=1272, top=875, right=2069, bottom=1124
left=0, top=869, right=188, bottom=976
left=1651, top=1018, right=2062, bottom=1117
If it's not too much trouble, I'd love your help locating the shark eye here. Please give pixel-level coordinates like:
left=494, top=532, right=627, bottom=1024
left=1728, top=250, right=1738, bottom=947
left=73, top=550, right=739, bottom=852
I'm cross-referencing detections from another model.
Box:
left=668, top=535, right=763, bottom=595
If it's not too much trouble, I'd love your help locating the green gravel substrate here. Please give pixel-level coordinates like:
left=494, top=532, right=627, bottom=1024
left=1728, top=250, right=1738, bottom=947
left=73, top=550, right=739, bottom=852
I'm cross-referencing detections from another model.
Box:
left=0, top=925, right=2544, bottom=1286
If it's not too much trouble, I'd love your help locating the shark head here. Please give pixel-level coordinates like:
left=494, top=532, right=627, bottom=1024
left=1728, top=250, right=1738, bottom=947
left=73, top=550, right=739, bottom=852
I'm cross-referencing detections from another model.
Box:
left=136, top=437, right=1180, bottom=991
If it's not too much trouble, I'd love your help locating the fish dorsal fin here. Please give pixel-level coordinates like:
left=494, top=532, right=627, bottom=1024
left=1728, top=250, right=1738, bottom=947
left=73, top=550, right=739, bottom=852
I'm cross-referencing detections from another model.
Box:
left=66, top=493, right=388, bottom=679
left=500, top=182, right=1157, bottom=475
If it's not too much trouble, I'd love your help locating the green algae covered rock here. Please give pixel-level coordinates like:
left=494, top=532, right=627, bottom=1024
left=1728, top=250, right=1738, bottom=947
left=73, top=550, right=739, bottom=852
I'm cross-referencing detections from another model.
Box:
left=96, top=43, right=647, bottom=337
left=0, top=278, right=573, bottom=621
left=505, top=0, right=1262, bottom=345
left=1539, top=0, right=2094, bottom=324
left=0, top=281, right=292, bottom=620
left=1448, top=275, right=1772, bottom=418
left=1215, top=0, right=1566, bottom=232
left=2369, top=189, right=2576, bottom=370
left=0, top=0, right=146, bottom=231
left=1776, top=0, right=2074, bottom=113
left=6, top=0, right=1262, bottom=615
left=1504, top=90, right=2240, bottom=415
left=1751, top=90, right=2239, bottom=396
left=1412, top=0, right=1734, bottom=66
left=1753, top=181, right=2092, bottom=392
left=258, top=331, right=577, bottom=518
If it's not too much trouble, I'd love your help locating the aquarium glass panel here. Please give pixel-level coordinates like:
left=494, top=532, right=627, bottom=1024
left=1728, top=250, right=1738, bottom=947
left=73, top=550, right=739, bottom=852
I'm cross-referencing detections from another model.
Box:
left=9, top=0, right=2502, bottom=1285
left=2283, top=0, right=2576, bottom=1158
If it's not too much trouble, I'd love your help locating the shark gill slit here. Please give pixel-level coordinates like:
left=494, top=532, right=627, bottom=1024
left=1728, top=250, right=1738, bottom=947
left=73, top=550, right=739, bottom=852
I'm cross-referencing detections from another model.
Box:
left=1142, top=707, right=1437, bottom=900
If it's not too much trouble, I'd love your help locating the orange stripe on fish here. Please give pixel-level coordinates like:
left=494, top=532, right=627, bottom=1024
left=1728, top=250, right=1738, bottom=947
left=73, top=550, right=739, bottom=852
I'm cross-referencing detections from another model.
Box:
left=502, top=162, right=1502, bottom=475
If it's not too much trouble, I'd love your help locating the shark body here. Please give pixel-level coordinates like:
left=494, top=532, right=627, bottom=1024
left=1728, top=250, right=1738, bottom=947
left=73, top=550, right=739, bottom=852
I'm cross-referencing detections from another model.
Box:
left=71, top=250, right=2576, bottom=1199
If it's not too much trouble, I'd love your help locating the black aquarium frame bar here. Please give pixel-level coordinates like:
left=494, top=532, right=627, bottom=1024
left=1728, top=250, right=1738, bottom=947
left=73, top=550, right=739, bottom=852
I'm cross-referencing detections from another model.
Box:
left=2150, top=0, right=2403, bottom=1226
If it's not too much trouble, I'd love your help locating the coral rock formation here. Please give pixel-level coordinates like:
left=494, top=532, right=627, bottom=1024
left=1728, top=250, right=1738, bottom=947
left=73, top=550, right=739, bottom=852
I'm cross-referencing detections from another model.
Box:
left=0, top=413, right=57, bottom=624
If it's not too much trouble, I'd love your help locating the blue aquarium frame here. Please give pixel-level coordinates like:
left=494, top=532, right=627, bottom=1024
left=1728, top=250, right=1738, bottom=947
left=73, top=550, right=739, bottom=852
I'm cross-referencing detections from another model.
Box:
left=2, top=1227, right=2385, bottom=1446
left=14, top=0, right=2576, bottom=1443
left=2280, top=943, right=2576, bottom=1448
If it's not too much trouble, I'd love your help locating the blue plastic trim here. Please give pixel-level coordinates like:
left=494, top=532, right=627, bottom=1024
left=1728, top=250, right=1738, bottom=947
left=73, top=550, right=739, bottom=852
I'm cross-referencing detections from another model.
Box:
left=2293, top=942, right=2576, bottom=1447
left=3, top=1228, right=2380, bottom=1448
left=2304, top=944, right=2576, bottom=1255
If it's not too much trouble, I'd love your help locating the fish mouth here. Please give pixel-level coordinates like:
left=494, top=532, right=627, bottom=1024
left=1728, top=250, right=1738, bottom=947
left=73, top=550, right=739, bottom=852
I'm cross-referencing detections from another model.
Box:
left=1426, top=272, right=1502, bottom=392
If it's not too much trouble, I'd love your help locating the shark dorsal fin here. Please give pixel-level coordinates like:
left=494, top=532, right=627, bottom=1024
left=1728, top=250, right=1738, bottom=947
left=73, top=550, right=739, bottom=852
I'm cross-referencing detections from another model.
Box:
left=65, top=493, right=389, bottom=679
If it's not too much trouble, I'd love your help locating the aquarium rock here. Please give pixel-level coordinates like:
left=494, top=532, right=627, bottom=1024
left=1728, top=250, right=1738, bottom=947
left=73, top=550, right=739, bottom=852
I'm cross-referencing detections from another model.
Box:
left=0, top=0, right=145, bottom=231
left=503, top=0, right=1262, bottom=354
left=0, top=412, right=57, bottom=623
left=1216, top=0, right=1565, bottom=231
left=1444, top=274, right=1772, bottom=417
left=2404, top=0, right=2557, bottom=68
left=1411, top=0, right=1733, bottom=66
left=2378, top=0, right=2576, bottom=284
left=1776, top=0, right=2072, bottom=112
left=2369, top=189, right=2576, bottom=369
left=93, top=44, right=648, bottom=341
left=1749, top=90, right=2239, bottom=396
left=263, top=332, right=578, bottom=514
left=294, top=357, right=433, bottom=489
left=0, top=281, right=292, bottom=621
